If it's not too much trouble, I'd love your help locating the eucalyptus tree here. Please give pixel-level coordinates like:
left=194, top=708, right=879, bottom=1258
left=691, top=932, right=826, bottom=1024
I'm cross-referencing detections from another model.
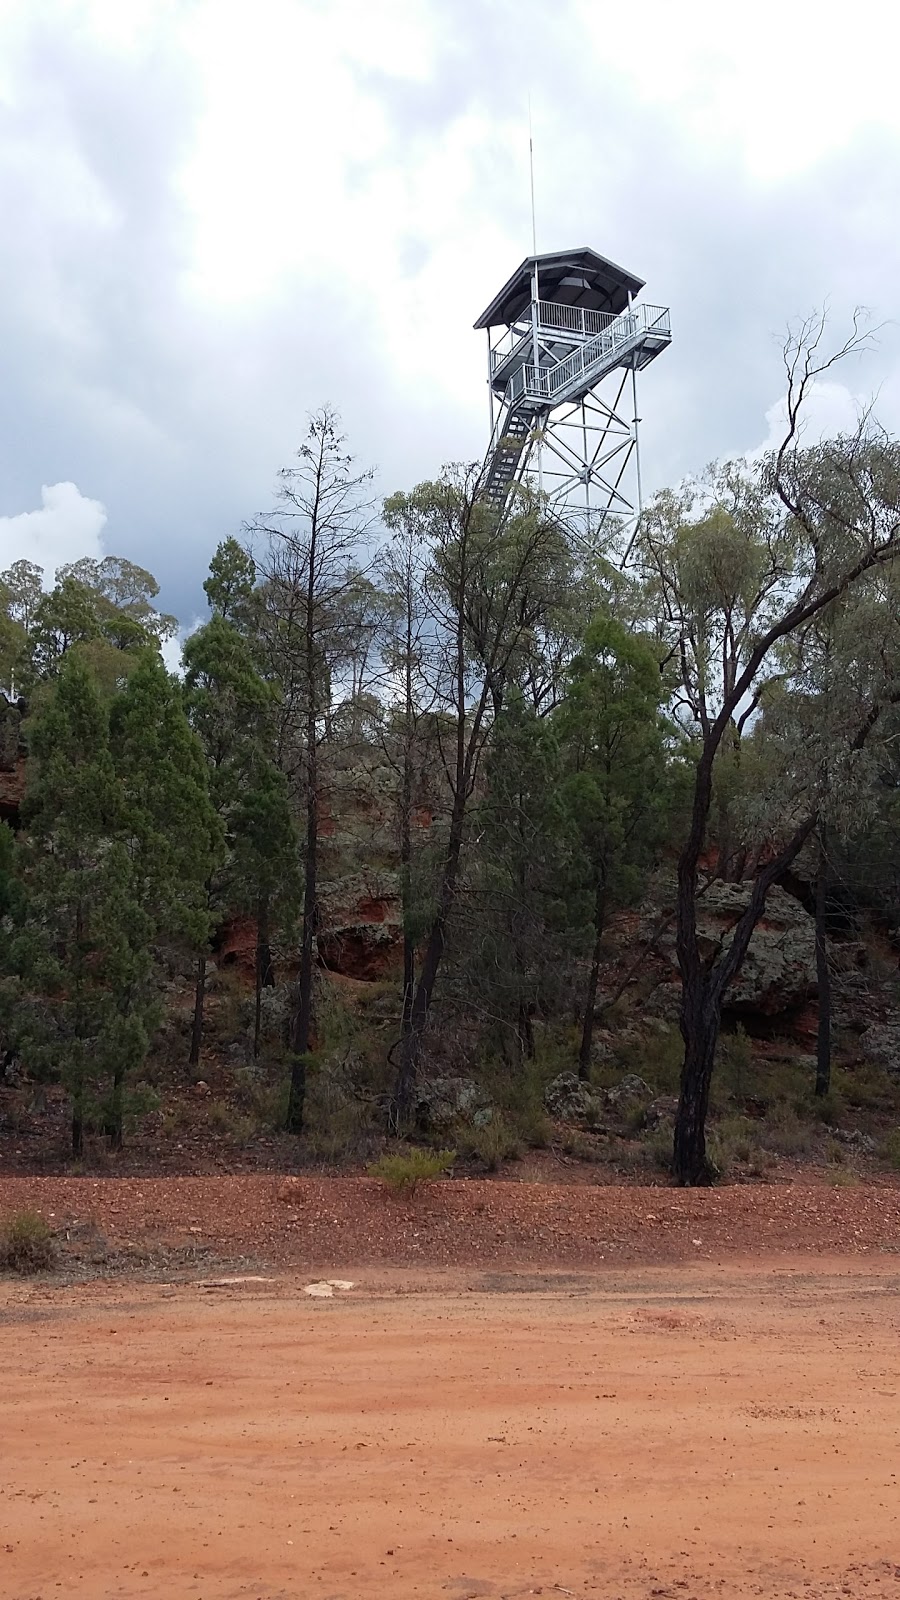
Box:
left=386, top=468, right=576, bottom=1123
left=555, top=616, right=674, bottom=1078
left=182, top=613, right=271, bottom=1067
left=641, top=317, right=900, bottom=1183
left=248, top=407, right=376, bottom=1132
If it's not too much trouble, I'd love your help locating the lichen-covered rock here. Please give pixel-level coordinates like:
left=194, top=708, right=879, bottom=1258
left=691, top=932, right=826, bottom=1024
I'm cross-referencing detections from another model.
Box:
left=543, top=1072, right=604, bottom=1125
left=860, top=1024, right=900, bottom=1075
left=643, top=1095, right=679, bottom=1130
left=317, top=872, right=403, bottom=981
left=650, top=884, right=817, bottom=1019
left=413, top=1076, right=494, bottom=1134
left=604, top=1075, right=654, bottom=1112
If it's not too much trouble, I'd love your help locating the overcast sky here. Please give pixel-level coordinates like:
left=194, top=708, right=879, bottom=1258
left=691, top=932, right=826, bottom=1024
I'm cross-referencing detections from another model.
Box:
left=1, top=0, right=899, bottom=624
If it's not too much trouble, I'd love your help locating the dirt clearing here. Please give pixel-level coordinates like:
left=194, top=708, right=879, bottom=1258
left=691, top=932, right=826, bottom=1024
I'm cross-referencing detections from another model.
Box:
left=3, top=1260, right=900, bottom=1599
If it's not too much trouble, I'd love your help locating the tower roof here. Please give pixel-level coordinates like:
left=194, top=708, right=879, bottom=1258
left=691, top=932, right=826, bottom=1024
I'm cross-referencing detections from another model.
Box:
left=473, top=247, right=645, bottom=330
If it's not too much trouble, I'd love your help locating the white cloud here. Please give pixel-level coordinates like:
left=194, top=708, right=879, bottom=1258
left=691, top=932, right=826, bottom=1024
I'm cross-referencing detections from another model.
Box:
left=754, top=381, right=871, bottom=459
left=0, top=482, right=107, bottom=582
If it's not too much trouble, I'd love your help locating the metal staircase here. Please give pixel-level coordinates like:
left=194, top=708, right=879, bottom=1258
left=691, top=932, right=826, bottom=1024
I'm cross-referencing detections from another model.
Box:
left=481, top=406, right=541, bottom=512
left=474, top=248, right=671, bottom=532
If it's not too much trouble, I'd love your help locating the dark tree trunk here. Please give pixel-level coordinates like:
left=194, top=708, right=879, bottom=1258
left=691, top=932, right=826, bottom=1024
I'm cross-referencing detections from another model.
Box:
left=673, top=811, right=818, bottom=1184
left=254, top=894, right=274, bottom=1060
left=287, top=570, right=319, bottom=1134
left=393, top=802, right=466, bottom=1125
left=673, top=976, right=720, bottom=1185
left=578, top=877, right=607, bottom=1081
left=814, top=823, right=832, bottom=1098
left=189, top=953, right=206, bottom=1070
left=105, top=1066, right=124, bottom=1150
left=400, top=744, right=415, bottom=1032
left=71, top=1097, right=84, bottom=1160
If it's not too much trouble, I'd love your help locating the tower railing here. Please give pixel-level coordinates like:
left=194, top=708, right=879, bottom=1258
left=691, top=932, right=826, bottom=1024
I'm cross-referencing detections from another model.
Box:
left=502, top=303, right=671, bottom=406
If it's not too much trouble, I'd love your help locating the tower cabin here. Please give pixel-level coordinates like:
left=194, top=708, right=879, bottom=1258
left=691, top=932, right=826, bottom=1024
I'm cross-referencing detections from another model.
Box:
left=474, top=247, right=671, bottom=520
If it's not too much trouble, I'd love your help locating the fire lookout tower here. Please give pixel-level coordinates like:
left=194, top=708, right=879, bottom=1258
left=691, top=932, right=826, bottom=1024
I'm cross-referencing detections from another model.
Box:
left=474, top=247, right=671, bottom=545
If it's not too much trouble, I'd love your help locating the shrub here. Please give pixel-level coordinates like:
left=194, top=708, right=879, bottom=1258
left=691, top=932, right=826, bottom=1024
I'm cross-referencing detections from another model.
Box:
left=367, top=1145, right=455, bottom=1194
left=458, top=1117, right=520, bottom=1171
left=0, top=1211, right=56, bottom=1274
left=759, top=1106, right=816, bottom=1158
left=206, top=1100, right=255, bottom=1143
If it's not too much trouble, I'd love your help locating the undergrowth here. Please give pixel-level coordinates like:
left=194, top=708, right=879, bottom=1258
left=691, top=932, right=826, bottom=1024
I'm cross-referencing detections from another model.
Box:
left=0, top=1210, right=56, bottom=1274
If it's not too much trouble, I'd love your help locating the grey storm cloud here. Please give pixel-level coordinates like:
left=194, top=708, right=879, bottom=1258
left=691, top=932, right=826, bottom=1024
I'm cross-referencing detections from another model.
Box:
left=1, top=0, right=899, bottom=625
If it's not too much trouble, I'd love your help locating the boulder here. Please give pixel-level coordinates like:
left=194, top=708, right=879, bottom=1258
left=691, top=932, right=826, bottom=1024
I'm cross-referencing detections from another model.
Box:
left=317, top=872, right=403, bottom=981
left=604, top=1074, right=654, bottom=1113
left=860, top=1024, right=900, bottom=1076
left=643, top=1095, right=679, bottom=1130
left=543, top=1072, right=605, bottom=1125
left=651, top=884, right=817, bottom=1019
left=413, top=1076, right=494, bottom=1135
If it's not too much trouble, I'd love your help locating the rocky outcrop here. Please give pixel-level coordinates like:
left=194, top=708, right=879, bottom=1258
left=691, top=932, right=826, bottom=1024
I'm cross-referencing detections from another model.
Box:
left=544, top=1073, right=604, bottom=1124
left=214, top=871, right=405, bottom=986
left=317, top=872, right=403, bottom=981
left=860, top=1023, right=900, bottom=1076
left=648, top=883, right=817, bottom=1021
left=413, top=1076, right=494, bottom=1135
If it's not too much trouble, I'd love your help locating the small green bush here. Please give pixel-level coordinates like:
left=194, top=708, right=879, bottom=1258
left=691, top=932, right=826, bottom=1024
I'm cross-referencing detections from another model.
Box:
left=0, top=1211, right=56, bottom=1275
left=206, top=1100, right=255, bottom=1143
left=759, top=1106, right=816, bottom=1158
left=367, top=1146, right=455, bottom=1194
left=458, top=1117, right=520, bottom=1171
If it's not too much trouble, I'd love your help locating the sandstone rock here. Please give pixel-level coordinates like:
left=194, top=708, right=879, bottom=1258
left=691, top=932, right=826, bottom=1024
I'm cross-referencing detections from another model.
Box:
left=604, top=1075, right=654, bottom=1112
left=643, top=1095, right=679, bottom=1130
left=413, top=1076, right=494, bottom=1134
left=860, top=1023, right=900, bottom=1075
left=317, top=872, right=403, bottom=981
left=651, top=884, right=817, bottom=1019
left=543, top=1073, right=605, bottom=1125
left=833, top=1128, right=877, bottom=1154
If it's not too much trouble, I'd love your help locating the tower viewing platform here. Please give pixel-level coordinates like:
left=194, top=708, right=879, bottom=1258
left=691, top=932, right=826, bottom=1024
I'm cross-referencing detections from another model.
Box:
left=474, top=247, right=671, bottom=531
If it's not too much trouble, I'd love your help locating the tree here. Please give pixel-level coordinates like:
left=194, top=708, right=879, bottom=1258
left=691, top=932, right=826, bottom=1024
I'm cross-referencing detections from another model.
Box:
left=12, top=657, right=132, bottom=1155
left=641, top=317, right=900, bottom=1183
left=182, top=612, right=271, bottom=1068
left=465, top=696, right=574, bottom=1063
left=203, top=538, right=257, bottom=627
left=106, top=652, right=223, bottom=1143
left=249, top=407, right=375, bottom=1132
left=377, top=500, right=436, bottom=1027
left=387, top=470, right=576, bottom=1123
left=231, top=757, right=299, bottom=1059
left=555, top=617, right=673, bottom=1078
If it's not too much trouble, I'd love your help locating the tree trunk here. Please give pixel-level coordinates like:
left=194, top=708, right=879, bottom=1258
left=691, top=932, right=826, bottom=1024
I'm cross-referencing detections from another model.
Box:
left=578, top=878, right=606, bottom=1081
left=673, top=957, right=720, bottom=1184
left=400, top=744, right=414, bottom=1032
left=189, top=953, right=206, bottom=1070
left=254, top=894, right=274, bottom=1060
left=392, top=799, right=466, bottom=1126
left=105, top=1066, right=124, bottom=1150
left=287, top=585, right=319, bottom=1134
left=71, top=1092, right=84, bottom=1160
left=814, top=823, right=832, bottom=1098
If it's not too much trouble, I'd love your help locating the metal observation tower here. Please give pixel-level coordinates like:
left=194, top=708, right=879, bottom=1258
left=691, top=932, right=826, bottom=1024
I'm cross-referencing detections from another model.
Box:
left=474, top=247, right=671, bottom=547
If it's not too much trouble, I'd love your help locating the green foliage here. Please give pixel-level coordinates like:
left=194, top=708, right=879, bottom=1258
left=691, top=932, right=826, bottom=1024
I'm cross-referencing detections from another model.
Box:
left=203, top=538, right=257, bottom=625
left=367, top=1145, right=455, bottom=1194
left=0, top=1211, right=55, bottom=1274
left=7, top=650, right=220, bottom=1150
left=456, top=1116, right=521, bottom=1170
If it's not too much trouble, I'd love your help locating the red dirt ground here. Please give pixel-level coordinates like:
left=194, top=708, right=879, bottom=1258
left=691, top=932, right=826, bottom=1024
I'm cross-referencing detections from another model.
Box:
left=4, top=1180, right=900, bottom=1598
left=2, top=1174, right=900, bottom=1268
